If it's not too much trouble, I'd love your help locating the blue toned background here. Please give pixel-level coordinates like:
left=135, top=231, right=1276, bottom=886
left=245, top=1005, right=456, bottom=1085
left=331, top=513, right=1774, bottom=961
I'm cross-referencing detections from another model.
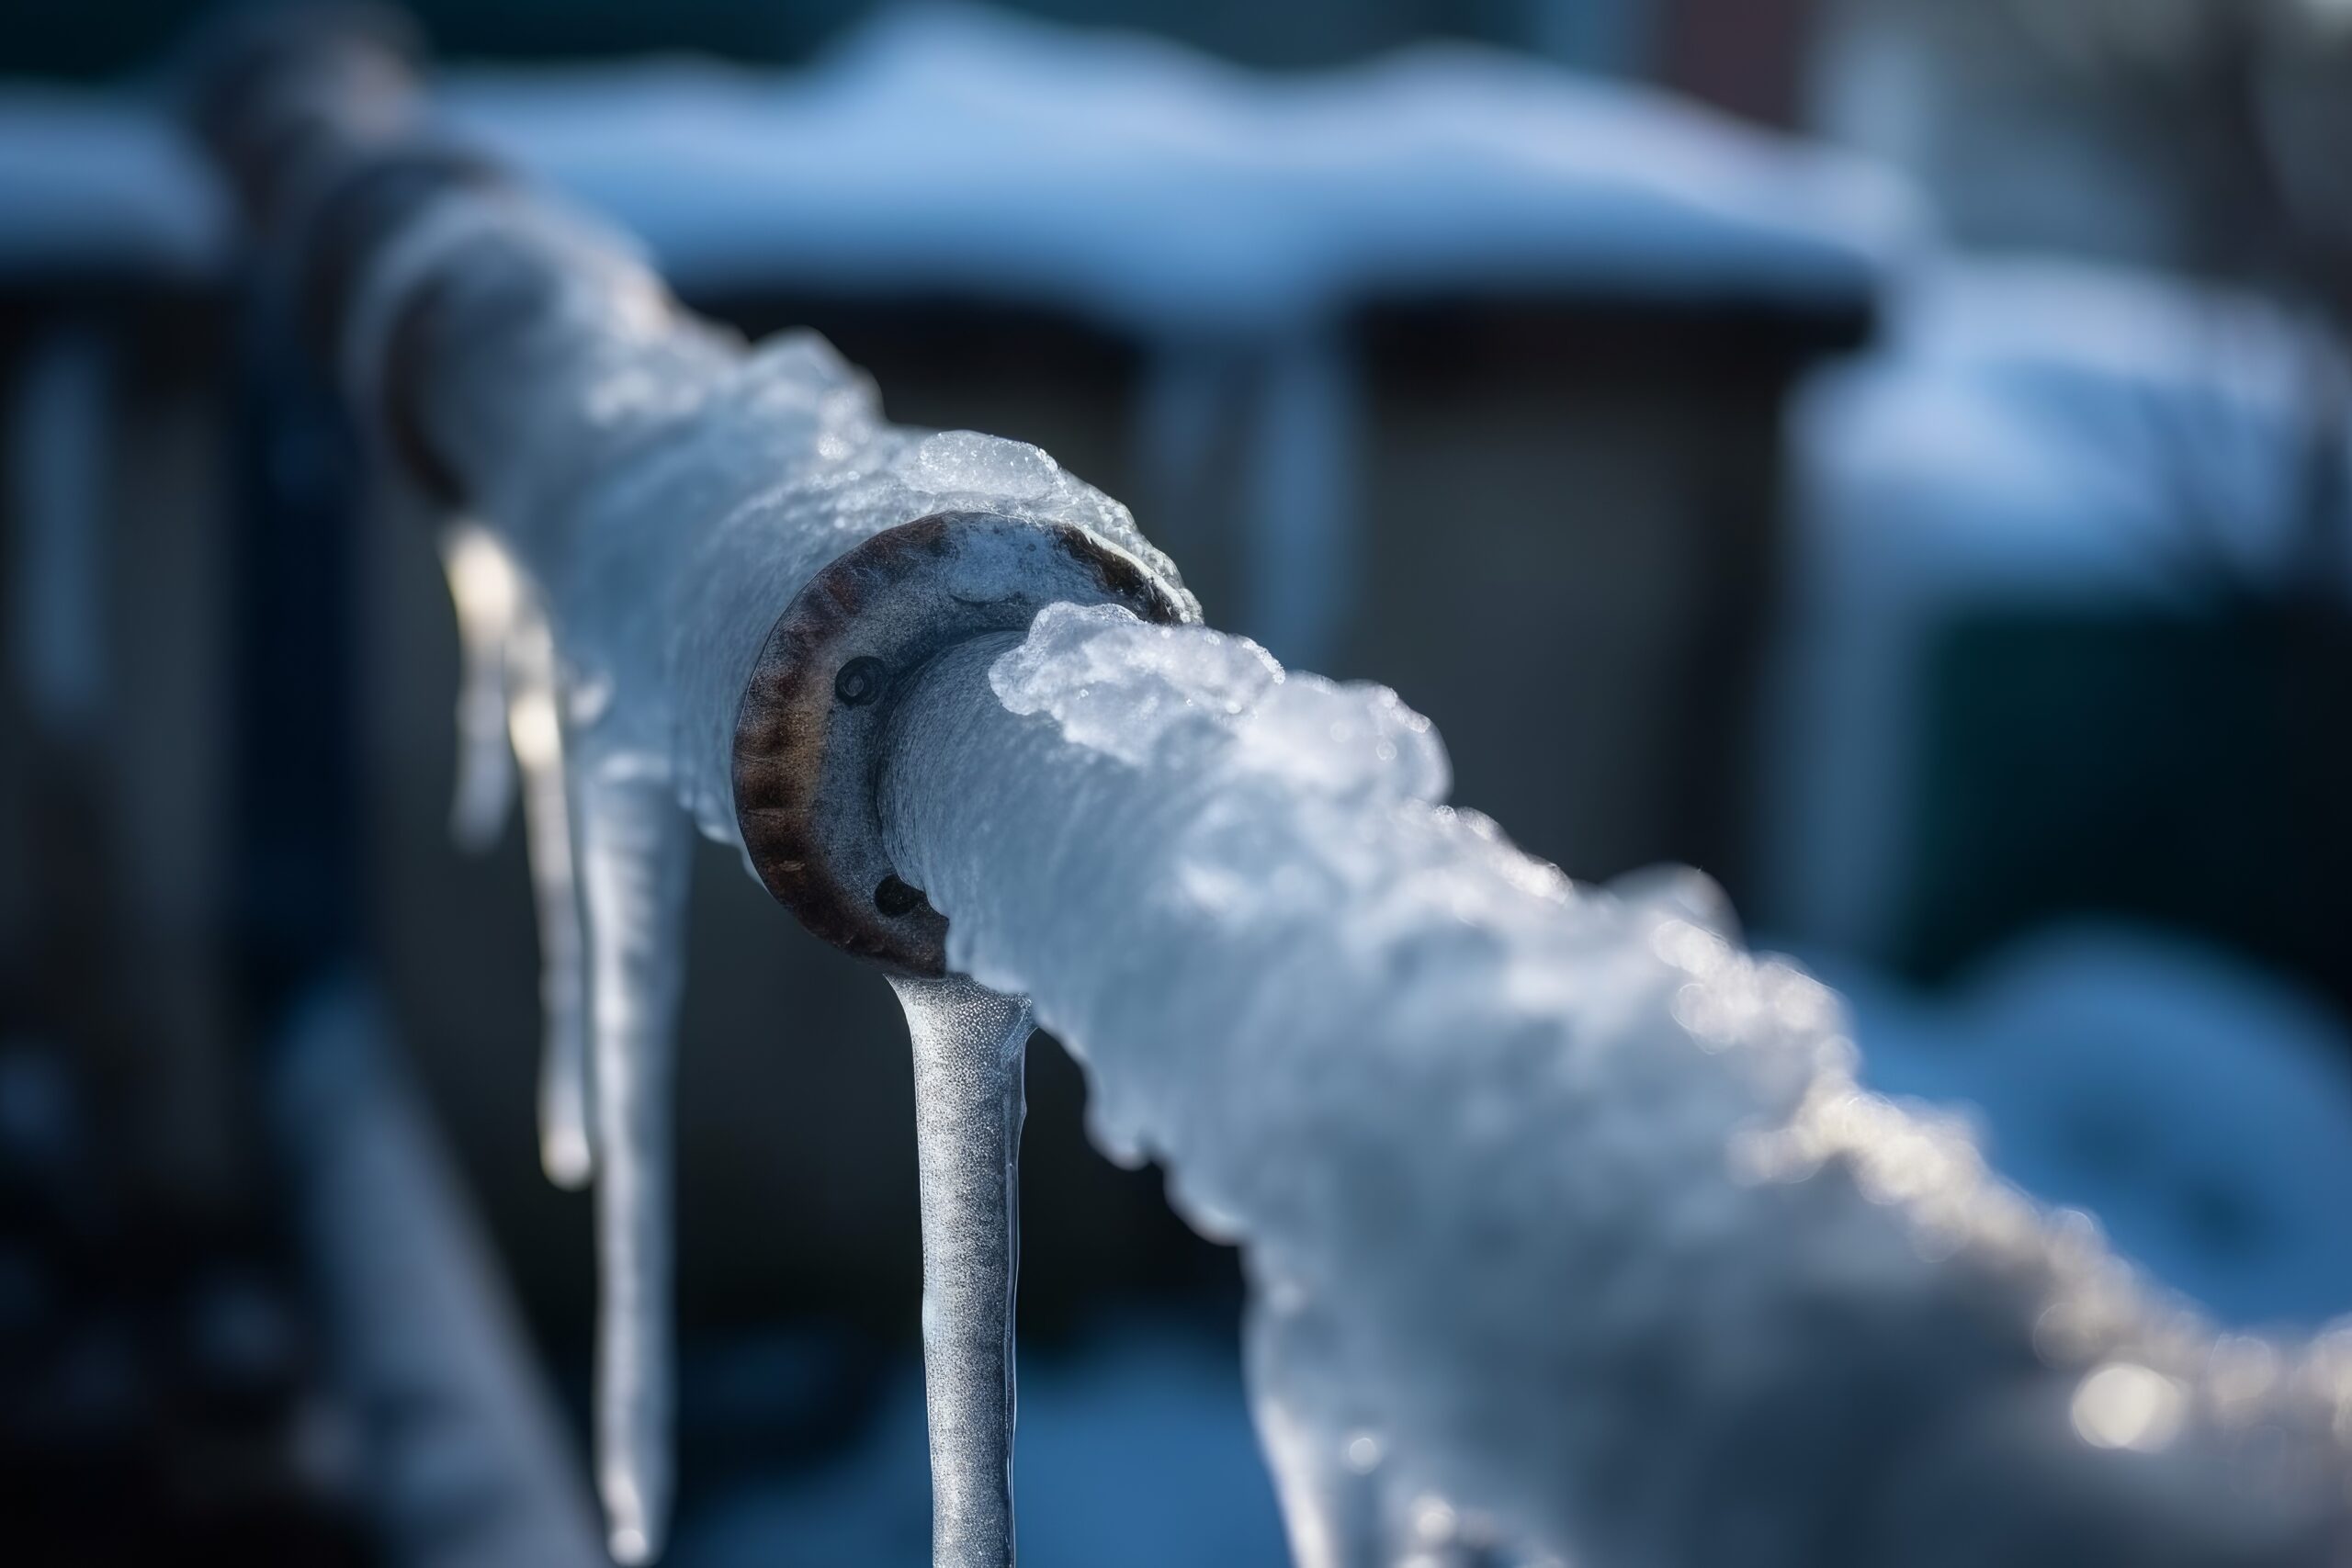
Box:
left=3, top=1, right=2349, bottom=1562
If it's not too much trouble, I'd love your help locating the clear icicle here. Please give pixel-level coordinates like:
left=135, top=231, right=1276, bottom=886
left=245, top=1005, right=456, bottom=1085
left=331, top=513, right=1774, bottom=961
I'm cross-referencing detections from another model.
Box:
left=572, top=766, right=693, bottom=1566
left=890, top=973, right=1033, bottom=1568
left=437, top=523, right=520, bottom=852
left=507, top=604, right=593, bottom=1190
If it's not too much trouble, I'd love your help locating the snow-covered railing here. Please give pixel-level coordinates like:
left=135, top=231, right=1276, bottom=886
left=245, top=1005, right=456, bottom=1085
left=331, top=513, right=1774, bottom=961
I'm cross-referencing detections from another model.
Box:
left=187, top=11, right=2352, bottom=1568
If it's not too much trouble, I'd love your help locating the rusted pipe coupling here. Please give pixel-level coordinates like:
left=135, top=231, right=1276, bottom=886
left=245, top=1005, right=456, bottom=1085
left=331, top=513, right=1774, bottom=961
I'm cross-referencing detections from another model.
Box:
left=732, top=512, right=1191, bottom=976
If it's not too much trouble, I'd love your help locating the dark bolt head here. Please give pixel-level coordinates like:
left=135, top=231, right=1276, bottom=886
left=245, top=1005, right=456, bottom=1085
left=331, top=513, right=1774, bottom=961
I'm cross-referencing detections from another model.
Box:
left=834, top=656, right=887, bottom=706
left=733, top=512, right=1193, bottom=976
left=874, top=875, right=929, bottom=918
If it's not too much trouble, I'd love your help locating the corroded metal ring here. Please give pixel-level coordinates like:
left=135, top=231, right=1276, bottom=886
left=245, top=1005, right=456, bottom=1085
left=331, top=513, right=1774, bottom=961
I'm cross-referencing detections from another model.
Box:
left=732, top=511, right=1189, bottom=976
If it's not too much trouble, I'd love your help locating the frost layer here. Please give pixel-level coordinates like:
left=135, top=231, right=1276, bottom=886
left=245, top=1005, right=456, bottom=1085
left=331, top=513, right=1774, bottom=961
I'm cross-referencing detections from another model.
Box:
left=882, top=602, right=2352, bottom=1568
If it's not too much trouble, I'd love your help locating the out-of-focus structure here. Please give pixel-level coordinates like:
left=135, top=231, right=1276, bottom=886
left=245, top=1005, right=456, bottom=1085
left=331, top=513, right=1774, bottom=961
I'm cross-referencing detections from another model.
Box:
left=0, top=0, right=1905, bottom=1352
left=4, top=2, right=2352, bottom=1564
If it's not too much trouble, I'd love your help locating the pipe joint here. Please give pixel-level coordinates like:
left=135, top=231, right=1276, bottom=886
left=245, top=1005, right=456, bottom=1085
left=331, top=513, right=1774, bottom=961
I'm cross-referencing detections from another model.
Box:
left=731, top=511, right=1189, bottom=976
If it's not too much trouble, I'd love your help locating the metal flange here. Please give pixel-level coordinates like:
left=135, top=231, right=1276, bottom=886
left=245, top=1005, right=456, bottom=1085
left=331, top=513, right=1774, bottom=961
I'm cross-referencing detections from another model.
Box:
left=732, top=510, right=1190, bottom=976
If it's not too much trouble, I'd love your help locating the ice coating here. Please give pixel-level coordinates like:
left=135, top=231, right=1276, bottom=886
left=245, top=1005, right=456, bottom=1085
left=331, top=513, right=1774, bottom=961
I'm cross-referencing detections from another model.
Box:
left=348, top=188, right=1190, bottom=850
left=315, top=98, right=2347, bottom=1566
left=891, top=975, right=1034, bottom=1568
left=573, top=767, right=690, bottom=1565
left=344, top=186, right=1188, bottom=1563
left=880, top=602, right=2352, bottom=1568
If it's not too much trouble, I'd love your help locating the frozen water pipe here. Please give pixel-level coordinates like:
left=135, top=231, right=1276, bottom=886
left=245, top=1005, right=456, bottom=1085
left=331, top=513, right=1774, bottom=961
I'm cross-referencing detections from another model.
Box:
left=181, top=10, right=2352, bottom=1568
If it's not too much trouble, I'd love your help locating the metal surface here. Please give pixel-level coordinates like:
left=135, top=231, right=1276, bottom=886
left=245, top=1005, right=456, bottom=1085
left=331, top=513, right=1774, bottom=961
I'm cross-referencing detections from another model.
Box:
left=732, top=511, right=1189, bottom=976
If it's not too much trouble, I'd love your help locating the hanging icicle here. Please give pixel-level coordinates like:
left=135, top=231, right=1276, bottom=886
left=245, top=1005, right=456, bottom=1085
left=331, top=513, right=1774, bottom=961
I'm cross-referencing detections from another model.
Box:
left=571, top=764, right=693, bottom=1565
left=891, top=974, right=1033, bottom=1568
left=507, top=604, right=594, bottom=1190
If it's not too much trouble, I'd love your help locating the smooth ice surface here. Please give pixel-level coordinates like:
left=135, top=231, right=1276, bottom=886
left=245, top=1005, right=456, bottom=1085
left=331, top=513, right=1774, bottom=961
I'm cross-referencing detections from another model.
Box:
left=880, top=602, right=2352, bottom=1567
left=574, top=771, right=691, bottom=1565
left=892, top=976, right=1034, bottom=1568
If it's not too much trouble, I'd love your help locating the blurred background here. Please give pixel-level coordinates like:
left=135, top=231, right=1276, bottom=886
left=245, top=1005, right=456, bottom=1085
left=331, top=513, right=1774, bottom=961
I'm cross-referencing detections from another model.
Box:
left=3, top=0, right=2351, bottom=1562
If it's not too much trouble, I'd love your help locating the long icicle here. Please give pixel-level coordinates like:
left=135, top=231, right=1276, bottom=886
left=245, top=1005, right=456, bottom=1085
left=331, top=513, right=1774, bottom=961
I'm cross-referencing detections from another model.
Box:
left=890, top=973, right=1033, bottom=1568
left=572, top=764, right=693, bottom=1565
left=506, top=604, right=593, bottom=1190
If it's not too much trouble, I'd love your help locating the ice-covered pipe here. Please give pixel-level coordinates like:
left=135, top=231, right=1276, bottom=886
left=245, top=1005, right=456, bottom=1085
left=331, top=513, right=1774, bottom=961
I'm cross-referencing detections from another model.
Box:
left=876, top=606, right=2352, bottom=1568
left=183, top=17, right=1190, bottom=1566
left=183, top=11, right=2352, bottom=1568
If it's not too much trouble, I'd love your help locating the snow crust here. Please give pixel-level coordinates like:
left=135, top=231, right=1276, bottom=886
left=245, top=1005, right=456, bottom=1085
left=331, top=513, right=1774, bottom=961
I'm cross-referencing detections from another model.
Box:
left=113, top=16, right=2346, bottom=1560
left=892, top=975, right=1032, bottom=1568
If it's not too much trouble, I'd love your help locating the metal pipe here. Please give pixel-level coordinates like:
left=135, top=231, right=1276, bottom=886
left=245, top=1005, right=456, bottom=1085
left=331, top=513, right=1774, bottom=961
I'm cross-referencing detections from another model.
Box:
left=182, top=10, right=2352, bottom=1568
left=187, top=9, right=1190, bottom=966
left=184, top=17, right=1187, bottom=1568
left=874, top=618, right=2352, bottom=1568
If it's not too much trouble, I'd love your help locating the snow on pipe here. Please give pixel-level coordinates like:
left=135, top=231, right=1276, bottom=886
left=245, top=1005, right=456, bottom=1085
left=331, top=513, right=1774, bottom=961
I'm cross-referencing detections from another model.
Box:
left=182, top=10, right=2352, bottom=1568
